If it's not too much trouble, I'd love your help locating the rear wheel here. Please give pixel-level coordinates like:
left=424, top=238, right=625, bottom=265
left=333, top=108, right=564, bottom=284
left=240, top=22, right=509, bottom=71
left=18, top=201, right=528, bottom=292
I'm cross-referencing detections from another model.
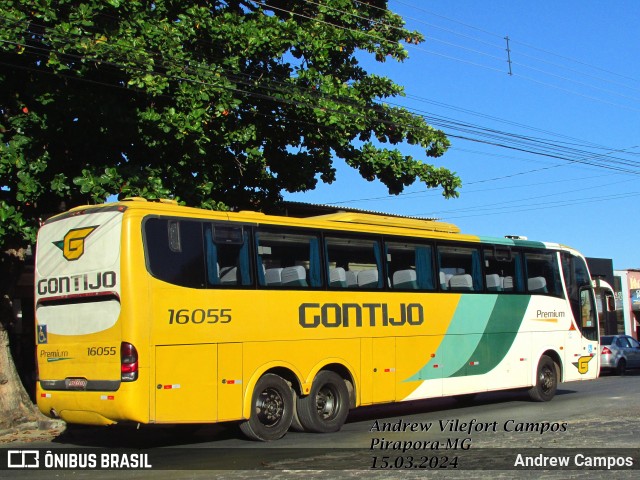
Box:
left=528, top=355, right=558, bottom=402
left=289, top=390, right=305, bottom=432
left=239, top=373, right=293, bottom=441
left=615, top=359, right=626, bottom=376
left=296, top=371, right=350, bottom=433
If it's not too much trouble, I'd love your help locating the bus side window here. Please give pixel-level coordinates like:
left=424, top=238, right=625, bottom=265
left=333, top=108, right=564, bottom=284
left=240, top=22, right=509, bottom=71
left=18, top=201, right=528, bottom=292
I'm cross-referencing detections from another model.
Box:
left=483, top=248, right=524, bottom=293
left=144, top=218, right=206, bottom=288
left=255, top=229, right=322, bottom=288
left=525, top=252, right=563, bottom=297
left=437, top=246, right=483, bottom=292
left=325, top=236, right=383, bottom=289
left=205, top=225, right=252, bottom=287
left=386, top=241, right=435, bottom=291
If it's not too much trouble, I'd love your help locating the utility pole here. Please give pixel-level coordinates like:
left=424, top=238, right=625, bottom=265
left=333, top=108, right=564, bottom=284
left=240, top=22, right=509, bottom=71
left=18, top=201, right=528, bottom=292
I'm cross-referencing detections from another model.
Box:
left=504, top=35, right=513, bottom=75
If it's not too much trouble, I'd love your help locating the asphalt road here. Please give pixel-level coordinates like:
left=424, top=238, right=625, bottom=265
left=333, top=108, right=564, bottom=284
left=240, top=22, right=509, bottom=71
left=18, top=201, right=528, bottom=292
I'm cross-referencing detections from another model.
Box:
left=2, top=371, right=639, bottom=479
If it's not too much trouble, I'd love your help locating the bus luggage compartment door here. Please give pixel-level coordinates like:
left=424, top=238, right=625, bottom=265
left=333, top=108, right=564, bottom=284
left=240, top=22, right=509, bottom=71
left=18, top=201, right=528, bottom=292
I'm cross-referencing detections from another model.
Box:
left=371, top=337, right=396, bottom=403
left=154, top=344, right=217, bottom=423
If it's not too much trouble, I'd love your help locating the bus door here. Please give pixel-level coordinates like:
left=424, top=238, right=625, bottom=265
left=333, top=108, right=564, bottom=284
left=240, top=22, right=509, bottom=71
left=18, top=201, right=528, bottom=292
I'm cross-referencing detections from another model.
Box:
left=576, top=287, right=598, bottom=373
left=561, top=253, right=599, bottom=379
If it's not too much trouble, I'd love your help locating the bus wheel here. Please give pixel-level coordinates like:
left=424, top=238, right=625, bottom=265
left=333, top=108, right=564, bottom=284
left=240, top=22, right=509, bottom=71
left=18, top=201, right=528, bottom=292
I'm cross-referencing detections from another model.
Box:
left=240, top=374, right=293, bottom=441
left=528, top=355, right=558, bottom=402
left=296, top=371, right=350, bottom=433
left=290, top=390, right=306, bottom=432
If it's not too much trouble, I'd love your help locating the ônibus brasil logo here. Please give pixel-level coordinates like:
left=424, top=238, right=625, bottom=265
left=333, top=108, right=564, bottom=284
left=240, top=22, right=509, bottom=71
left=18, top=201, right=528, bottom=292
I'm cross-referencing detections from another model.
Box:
left=53, top=226, right=98, bottom=261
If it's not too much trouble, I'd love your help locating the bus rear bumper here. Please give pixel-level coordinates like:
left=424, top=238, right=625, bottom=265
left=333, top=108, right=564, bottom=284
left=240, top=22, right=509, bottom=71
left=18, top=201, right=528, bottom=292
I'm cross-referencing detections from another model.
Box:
left=57, top=410, right=117, bottom=426
left=36, top=380, right=149, bottom=426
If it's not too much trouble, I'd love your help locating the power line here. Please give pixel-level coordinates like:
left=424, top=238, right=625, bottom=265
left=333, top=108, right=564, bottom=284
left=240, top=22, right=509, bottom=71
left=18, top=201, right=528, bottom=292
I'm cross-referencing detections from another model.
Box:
left=276, top=1, right=640, bottom=119
left=426, top=191, right=640, bottom=220
left=390, top=0, right=504, bottom=39
left=513, top=49, right=640, bottom=95
left=5, top=5, right=640, bottom=230
left=386, top=0, right=640, bottom=108
left=10, top=0, right=637, bottom=126
left=511, top=60, right=640, bottom=104
left=508, top=38, right=640, bottom=85
left=3, top=8, right=640, bottom=182
left=3, top=30, right=640, bottom=178
left=416, top=177, right=637, bottom=216
left=392, top=0, right=640, bottom=84
left=257, top=0, right=508, bottom=74
left=324, top=168, right=630, bottom=206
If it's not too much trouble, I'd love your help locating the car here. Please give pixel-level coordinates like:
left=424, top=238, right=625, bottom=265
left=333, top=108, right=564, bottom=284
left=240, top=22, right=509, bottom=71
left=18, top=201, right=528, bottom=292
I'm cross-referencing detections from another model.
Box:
left=600, top=335, right=640, bottom=375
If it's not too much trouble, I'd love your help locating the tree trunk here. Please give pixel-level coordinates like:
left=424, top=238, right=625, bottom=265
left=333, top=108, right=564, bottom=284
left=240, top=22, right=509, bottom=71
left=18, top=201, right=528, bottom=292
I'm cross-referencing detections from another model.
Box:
left=0, top=326, right=43, bottom=429
left=0, top=248, right=53, bottom=431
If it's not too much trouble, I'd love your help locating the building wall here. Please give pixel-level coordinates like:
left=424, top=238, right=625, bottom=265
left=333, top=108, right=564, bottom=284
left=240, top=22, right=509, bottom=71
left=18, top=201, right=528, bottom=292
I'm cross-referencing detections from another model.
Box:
left=613, top=269, right=640, bottom=340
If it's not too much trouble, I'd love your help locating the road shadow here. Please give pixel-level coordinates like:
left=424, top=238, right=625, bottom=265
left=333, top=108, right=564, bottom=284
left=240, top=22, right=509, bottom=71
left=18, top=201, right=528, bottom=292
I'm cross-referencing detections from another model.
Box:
left=52, top=422, right=242, bottom=448
left=51, top=381, right=601, bottom=448
left=344, top=387, right=577, bottom=426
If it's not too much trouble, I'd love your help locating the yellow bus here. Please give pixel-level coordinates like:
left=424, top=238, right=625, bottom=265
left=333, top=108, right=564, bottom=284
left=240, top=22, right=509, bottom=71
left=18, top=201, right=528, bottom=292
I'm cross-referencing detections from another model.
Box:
left=34, top=198, right=600, bottom=441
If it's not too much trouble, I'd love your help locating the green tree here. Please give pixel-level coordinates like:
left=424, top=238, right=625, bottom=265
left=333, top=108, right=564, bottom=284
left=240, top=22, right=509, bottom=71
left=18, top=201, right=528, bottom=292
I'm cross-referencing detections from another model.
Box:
left=0, top=0, right=459, bottom=429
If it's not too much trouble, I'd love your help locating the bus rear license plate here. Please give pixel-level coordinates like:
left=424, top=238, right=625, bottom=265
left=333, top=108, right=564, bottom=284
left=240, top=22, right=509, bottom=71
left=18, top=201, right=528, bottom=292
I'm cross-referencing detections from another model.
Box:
left=66, top=378, right=88, bottom=390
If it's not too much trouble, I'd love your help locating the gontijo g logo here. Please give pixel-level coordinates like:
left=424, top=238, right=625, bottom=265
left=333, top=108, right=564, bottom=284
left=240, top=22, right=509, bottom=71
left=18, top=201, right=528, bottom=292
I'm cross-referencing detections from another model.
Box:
left=53, top=226, right=98, bottom=261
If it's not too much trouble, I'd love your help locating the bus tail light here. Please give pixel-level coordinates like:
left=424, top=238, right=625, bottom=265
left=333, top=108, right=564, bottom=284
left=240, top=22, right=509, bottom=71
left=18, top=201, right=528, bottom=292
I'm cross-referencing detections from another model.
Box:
left=121, top=342, right=138, bottom=382
left=601, top=346, right=612, bottom=355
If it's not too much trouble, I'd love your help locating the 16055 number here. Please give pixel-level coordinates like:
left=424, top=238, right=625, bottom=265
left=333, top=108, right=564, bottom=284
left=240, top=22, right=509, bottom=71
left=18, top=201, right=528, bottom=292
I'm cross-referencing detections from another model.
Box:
left=168, top=308, right=232, bottom=325
left=87, top=346, right=116, bottom=356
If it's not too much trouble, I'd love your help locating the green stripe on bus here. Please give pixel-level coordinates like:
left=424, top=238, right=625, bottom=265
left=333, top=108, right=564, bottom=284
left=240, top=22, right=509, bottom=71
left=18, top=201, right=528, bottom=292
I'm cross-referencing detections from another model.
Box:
left=404, top=295, right=532, bottom=382
left=449, top=295, right=531, bottom=377
left=405, top=295, right=497, bottom=381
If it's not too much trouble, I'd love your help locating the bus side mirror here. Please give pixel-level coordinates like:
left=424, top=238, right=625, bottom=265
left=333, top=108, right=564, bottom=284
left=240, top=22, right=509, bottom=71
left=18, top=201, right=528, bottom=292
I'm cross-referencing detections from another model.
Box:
left=606, top=294, right=615, bottom=312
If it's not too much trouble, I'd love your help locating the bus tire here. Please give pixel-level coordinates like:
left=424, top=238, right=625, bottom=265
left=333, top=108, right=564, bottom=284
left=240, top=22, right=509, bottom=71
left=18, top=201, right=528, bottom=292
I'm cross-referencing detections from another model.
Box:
left=290, top=390, right=306, bottom=432
left=528, top=355, right=558, bottom=402
left=296, top=371, right=350, bottom=433
left=240, top=373, right=293, bottom=441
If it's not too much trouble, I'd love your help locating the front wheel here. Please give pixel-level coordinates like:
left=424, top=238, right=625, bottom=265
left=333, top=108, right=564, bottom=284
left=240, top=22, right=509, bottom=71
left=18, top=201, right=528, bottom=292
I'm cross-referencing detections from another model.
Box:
left=296, top=371, right=350, bottom=433
left=240, top=373, right=293, bottom=441
left=528, top=355, right=558, bottom=402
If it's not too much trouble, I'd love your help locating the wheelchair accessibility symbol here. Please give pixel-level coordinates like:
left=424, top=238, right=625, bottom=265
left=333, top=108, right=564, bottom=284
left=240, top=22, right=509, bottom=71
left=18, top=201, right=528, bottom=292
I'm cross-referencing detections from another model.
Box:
left=37, top=325, right=47, bottom=344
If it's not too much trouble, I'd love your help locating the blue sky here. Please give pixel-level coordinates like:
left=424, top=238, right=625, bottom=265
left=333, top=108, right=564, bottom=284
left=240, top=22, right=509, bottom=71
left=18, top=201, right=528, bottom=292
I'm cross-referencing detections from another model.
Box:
left=286, top=1, right=640, bottom=269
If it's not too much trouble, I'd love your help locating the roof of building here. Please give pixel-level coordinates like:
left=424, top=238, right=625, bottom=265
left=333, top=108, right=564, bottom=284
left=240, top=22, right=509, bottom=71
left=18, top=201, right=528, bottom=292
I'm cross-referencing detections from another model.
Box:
left=279, top=200, right=440, bottom=222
